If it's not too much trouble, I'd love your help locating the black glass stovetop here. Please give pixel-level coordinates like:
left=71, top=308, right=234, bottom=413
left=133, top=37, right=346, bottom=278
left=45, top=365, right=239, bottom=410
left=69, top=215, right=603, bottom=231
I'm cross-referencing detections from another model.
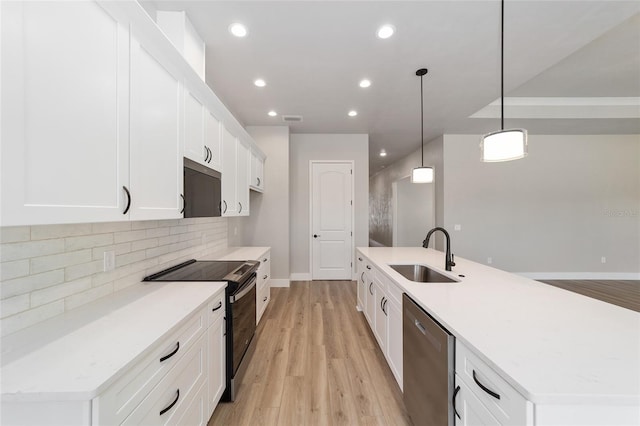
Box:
left=143, top=259, right=258, bottom=285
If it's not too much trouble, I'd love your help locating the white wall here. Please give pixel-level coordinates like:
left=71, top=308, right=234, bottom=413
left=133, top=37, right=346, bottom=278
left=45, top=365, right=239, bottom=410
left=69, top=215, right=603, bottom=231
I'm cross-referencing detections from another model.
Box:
left=443, top=134, right=640, bottom=277
left=290, top=134, right=369, bottom=278
left=228, top=126, right=290, bottom=287
left=0, top=217, right=228, bottom=336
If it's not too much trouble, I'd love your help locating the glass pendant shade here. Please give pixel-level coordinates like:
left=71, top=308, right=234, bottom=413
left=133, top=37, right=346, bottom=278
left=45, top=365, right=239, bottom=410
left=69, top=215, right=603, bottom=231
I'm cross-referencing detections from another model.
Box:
left=411, top=166, right=434, bottom=183
left=480, top=129, right=528, bottom=162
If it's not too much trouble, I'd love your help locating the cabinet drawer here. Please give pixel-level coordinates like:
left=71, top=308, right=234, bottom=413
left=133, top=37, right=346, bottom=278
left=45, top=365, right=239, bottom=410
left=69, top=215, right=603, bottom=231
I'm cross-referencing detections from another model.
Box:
left=257, top=251, right=271, bottom=289
left=122, top=333, right=207, bottom=425
left=207, top=289, right=225, bottom=328
left=456, top=341, right=531, bottom=426
left=95, top=306, right=207, bottom=424
left=256, top=283, right=270, bottom=324
left=379, top=271, right=403, bottom=306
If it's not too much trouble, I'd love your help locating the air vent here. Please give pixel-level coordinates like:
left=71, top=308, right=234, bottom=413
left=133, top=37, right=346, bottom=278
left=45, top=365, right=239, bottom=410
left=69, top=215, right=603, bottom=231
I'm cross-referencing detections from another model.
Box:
left=282, top=115, right=303, bottom=123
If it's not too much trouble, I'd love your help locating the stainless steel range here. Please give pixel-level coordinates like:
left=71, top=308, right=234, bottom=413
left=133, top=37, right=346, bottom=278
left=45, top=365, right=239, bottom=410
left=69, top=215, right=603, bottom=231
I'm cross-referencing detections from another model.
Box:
left=144, top=259, right=260, bottom=402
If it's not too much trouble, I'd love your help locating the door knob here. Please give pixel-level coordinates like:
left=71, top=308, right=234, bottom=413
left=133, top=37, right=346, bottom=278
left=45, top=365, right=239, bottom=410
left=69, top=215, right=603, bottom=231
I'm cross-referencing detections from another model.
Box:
left=313, top=234, right=321, bottom=238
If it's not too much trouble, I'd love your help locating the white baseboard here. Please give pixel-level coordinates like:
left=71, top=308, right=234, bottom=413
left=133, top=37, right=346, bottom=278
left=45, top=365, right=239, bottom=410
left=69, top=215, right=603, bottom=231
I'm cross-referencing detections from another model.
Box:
left=517, top=272, right=640, bottom=280
left=269, top=279, right=290, bottom=288
left=290, top=273, right=311, bottom=281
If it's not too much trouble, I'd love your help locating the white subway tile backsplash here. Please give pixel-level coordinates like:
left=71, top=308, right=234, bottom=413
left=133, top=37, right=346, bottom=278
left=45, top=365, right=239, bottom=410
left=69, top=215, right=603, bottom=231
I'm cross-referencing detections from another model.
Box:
left=1, top=294, right=30, bottom=317
left=91, top=221, right=131, bottom=234
left=64, top=282, right=114, bottom=311
left=30, top=249, right=92, bottom=274
left=31, top=223, right=92, bottom=240
left=0, top=226, right=30, bottom=243
left=115, top=250, right=147, bottom=268
left=0, top=217, right=228, bottom=335
left=1, top=240, right=65, bottom=262
left=145, top=227, right=170, bottom=238
left=91, top=242, right=131, bottom=261
left=30, top=277, right=92, bottom=307
left=1, top=270, right=65, bottom=299
left=0, top=260, right=30, bottom=281
left=131, top=220, right=158, bottom=230
left=65, top=234, right=113, bottom=251
left=131, top=238, right=158, bottom=252
left=65, top=260, right=103, bottom=281
left=113, top=230, right=147, bottom=244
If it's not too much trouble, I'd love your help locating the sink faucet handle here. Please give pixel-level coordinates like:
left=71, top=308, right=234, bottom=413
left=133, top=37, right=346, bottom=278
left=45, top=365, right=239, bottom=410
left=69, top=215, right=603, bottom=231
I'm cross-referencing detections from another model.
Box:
left=450, top=253, right=456, bottom=267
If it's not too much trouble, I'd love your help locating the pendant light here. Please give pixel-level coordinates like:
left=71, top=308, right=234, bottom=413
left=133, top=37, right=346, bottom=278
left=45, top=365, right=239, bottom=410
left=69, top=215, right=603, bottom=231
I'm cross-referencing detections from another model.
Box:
left=412, top=68, right=434, bottom=183
left=480, top=0, right=528, bottom=162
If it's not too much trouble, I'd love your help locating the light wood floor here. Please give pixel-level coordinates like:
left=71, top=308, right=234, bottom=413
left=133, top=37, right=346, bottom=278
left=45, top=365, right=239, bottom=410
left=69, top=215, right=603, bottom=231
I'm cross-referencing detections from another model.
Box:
left=208, top=280, right=411, bottom=426
left=539, top=280, right=640, bottom=312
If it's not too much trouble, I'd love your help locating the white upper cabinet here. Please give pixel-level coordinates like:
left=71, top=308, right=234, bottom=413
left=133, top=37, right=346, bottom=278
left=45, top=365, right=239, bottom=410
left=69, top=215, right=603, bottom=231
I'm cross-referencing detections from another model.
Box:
left=0, top=0, right=264, bottom=226
left=250, top=149, right=265, bottom=192
left=128, top=30, right=184, bottom=221
left=236, top=139, right=250, bottom=216
left=184, top=90, right=206, bottom=164
left=0, top=1, right=130, bottom=226
left=184, top=87, right=222, bottom=172
left=204, top=110, right=222, bottom=172
left=221, top=127, right=238, bottom=216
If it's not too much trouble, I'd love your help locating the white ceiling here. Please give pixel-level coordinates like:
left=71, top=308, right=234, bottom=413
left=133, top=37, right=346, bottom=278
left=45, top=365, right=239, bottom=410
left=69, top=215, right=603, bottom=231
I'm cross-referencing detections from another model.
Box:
left=148, top=1, right=640, bottom=175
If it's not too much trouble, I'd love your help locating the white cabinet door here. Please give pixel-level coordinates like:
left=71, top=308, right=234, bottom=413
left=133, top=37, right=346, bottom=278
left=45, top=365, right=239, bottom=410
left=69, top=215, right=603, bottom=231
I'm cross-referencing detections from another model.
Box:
left=386, top=299, right=403, bottom=390
left=356, top=255, right=366, bottom=311
left=236, top=139, right=250, bottom=216
left=374, top=278, right=387, bottom=350
left=365, top=271, right=376, bottom=328
left=129, top=32, right=183, bottom=221
left=221, top=126, right=238, bottom=216
left=0, top=1, right=130, bottom=226
left=207, top=314, right=225, bottom=417
left=204, top=110, right=222, bottom=172
left=250, top=150, right=265, bottom=192
left=184, top=90, right=206, bottom=164
left=456, top=378, right=502, bottom=426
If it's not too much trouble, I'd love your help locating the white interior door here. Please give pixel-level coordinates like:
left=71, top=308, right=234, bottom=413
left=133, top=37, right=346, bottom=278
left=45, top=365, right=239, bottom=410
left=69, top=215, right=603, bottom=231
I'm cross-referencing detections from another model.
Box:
left=311, top=162, right=353, bottom=280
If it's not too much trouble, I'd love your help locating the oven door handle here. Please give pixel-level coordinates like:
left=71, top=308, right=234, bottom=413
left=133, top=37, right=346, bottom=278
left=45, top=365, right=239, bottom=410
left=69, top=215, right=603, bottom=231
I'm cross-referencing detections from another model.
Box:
left=230, top=277, right=256, bottom=304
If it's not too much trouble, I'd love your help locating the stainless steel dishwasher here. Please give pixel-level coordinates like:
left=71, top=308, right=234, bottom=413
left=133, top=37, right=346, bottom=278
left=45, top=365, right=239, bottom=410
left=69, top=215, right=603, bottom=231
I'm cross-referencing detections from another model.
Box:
left=403, top=293, right=455, bottom=426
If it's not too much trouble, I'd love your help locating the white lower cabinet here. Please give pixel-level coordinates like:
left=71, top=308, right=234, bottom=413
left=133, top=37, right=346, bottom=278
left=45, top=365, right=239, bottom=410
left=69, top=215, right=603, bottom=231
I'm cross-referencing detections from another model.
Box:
left=455, top=341, right=533, bottom=426
left=356, top=250, right=403, bottom=390
left=207, top=297, right=226, bottom=418
left=256, top=250, right=271, bottom=324
left=455, top=377, right=501, bottom=426
left=88, top=289, right=226, bottom=426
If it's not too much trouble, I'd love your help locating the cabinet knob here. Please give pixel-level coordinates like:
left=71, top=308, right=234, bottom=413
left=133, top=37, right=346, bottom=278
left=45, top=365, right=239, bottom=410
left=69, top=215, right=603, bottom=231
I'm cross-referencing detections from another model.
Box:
left=263, top=296, right=267, bottom=302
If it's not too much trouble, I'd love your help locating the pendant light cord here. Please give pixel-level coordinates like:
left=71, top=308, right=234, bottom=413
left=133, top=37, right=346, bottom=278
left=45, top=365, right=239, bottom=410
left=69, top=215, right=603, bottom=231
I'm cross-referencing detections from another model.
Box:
left=501, top=0, right=504, bottom=131
left=420, top=73, right=424, bottom=167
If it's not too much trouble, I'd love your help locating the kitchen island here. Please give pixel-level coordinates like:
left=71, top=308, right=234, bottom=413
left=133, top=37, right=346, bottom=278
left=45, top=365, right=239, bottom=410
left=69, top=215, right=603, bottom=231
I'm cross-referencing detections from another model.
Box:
left=358, top=247, right=640, bottom=426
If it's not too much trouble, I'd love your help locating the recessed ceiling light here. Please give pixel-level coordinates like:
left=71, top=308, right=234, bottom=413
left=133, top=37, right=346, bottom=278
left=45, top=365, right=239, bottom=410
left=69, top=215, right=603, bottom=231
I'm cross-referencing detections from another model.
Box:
left=229, top=23, right=247, bottom=37
left=377, top=24, right=395, bottom=39
left=359, top=79, right=371, bottom=88
left=268, top=110, right=277, bottom=117
left=380, top=149, right=387, bottom=157
left=254, top=79, right=266, bottom=87
left=348, top=110, right=358, bottom=117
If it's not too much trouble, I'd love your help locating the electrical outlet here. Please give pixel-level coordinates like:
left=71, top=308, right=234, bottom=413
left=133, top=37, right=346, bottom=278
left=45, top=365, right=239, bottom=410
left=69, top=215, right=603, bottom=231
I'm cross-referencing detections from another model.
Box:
left=103, top=250, right=115, bottom=272
left=454, top=224, right=461, bottom=231
left=487, top=257, right=493, bottom=264
left=601, top=256, right=606, bottom=264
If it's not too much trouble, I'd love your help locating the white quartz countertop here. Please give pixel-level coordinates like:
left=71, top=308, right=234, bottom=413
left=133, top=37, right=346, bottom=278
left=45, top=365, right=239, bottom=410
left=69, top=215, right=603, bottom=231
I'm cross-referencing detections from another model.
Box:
left=214, top=246, right=270, bottom=261
left=1, top=281, right=226, bottom=402
left=358, top=247, right=640, bottom=406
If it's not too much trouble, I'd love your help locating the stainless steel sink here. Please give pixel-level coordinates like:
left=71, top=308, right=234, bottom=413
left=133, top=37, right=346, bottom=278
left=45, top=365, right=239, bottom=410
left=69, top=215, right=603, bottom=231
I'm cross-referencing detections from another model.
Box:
left=389, top=264, right=459, bottom=283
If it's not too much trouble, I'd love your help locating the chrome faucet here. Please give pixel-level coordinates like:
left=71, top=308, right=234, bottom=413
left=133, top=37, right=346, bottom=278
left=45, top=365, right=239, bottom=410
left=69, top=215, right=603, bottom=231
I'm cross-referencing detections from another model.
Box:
left=422, top=227, right=456, bottom=271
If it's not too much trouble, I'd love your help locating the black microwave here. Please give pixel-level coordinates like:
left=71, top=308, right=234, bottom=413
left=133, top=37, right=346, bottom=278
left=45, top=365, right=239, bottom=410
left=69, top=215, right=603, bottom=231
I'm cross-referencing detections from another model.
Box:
left=183, top=157, right=222, bottom=217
